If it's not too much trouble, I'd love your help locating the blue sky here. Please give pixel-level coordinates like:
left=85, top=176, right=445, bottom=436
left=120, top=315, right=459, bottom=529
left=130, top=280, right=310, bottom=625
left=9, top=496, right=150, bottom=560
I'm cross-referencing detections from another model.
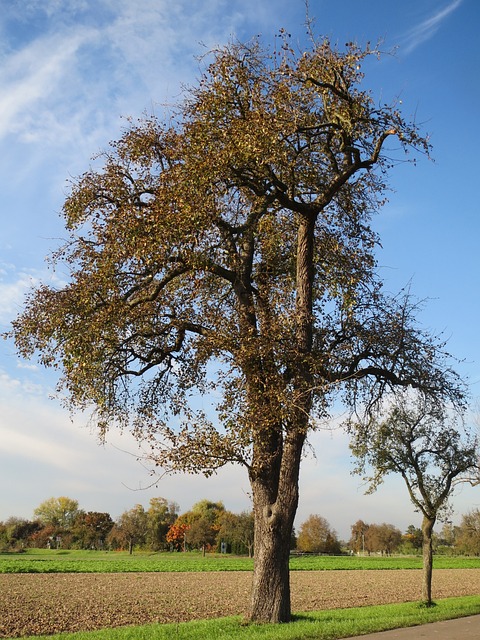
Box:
left=1, top=0, right=479, bottom=540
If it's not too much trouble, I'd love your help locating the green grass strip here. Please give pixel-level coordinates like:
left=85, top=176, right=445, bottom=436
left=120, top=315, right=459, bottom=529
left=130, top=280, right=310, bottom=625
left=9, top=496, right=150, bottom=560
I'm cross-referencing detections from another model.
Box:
left=11, top=595, right=480, bottom=640
left=2, top=550, right=479, bottom=574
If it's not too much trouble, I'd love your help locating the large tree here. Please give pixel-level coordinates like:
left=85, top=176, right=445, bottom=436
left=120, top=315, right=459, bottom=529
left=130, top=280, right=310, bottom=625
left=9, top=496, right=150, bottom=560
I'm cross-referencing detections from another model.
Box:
left=350, top=392, right=478, bottom=605
left=296, top=514, right=340, bottom=554
left=456, top=509, right=480, bottom=555
left=146, top=497, right=179, bottom=551
left=113, top=504, right=148, bottom=554
left=9, top=36, right=465, bottom=622
left=33, top=496, right=80, bottom=530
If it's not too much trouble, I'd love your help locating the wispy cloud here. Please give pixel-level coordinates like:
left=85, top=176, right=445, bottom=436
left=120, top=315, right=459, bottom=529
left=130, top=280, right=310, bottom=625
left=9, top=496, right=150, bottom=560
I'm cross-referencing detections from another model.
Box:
left=401, top=0, right=463, bottom=54
left=0, top=28, right=93, bottom=141
left=0, top=1, right=254, bottom=187
left=0, top=421, right=81, bottom=472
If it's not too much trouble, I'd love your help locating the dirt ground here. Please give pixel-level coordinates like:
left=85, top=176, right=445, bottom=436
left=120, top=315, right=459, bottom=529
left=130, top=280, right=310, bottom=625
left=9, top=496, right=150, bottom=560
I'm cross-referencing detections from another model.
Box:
left=1, top=569, right=480, bottom=638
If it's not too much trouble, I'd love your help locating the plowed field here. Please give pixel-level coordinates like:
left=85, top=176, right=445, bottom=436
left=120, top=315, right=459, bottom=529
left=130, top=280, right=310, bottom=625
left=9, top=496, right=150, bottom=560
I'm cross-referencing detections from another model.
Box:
left=1, top=569, right=480, bottom=637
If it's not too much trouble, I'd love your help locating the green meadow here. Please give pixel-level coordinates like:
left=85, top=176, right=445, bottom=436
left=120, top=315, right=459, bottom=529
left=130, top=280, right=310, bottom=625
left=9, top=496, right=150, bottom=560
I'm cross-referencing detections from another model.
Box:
left=1, top=549, right=479, bottom=574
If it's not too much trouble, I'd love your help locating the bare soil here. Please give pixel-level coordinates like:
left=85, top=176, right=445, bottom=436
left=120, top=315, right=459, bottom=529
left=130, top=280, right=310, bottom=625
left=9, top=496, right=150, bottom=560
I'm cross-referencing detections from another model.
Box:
left=1, top=569, right=480, bottom=638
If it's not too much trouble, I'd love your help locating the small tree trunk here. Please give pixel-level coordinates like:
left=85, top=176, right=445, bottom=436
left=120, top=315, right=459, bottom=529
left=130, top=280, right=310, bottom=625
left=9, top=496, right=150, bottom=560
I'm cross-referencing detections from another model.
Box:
left=421, top=515, right=436, bottom=605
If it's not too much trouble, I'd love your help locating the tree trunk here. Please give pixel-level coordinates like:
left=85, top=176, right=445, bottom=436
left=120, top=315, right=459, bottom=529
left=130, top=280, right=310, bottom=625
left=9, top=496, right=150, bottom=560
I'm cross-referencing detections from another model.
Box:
left=421, top=515, right=436, bottom=605
left=250, top=503, right=292, bottom=622
left=245, top=213, right=315, bottom=623
left=249, top=483, right=296, bottom=622
left=249, top=432, right=305, bottom=623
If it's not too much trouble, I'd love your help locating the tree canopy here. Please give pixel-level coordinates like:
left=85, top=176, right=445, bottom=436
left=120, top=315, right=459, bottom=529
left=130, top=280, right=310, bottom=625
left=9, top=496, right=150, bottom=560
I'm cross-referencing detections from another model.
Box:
left=350, top=393, right=478, bottom=520
left=113, top=504, right=148, bottom=555
left=146, top=497, right=179, bottom=551
left=9, top=35, right=466, bottom=622
left=296, top=514, right=340, bottom=554
left=456, top=509, right=480, bottom=555
left=33, top=496, right=80, bottom=529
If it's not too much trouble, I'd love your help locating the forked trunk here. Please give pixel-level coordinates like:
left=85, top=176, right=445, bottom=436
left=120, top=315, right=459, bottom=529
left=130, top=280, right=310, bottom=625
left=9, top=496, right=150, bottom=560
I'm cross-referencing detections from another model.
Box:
left=250, top=485, right=298, bottom=622
left=249, top=433, right=305, bottom=623
left=247, top=215, right=314, bottom=623
left=421, top=515, right=436, bottom=605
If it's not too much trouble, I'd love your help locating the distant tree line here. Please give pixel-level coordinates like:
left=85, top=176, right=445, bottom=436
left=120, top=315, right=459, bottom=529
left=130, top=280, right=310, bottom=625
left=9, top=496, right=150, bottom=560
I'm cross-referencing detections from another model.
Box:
left=2, top=495, right=480, bottom=557
left=0, top=496, right=253, bottom=555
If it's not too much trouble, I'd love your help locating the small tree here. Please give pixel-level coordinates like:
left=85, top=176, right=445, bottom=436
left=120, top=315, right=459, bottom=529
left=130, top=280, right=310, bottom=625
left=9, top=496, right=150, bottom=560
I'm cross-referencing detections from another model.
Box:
left=166, top=500, right=224, bottom=553
left=456, top=509, right=480, bottom=556
left=349, top=520, right=369, bottom=554
left=71, top=511, right=114, bottom=549
left=166, top=522, right=190, bottom=551
left=1, top=517, right=42, bottom=549
left=115, top=504, right=148, bottom=554
left=184, top=500, right=224, bottom=554
left=146, top=497, right=179, bottom=551
left=186, top=516, right=219, bottom=555
left=402, top=525, right=423, bottom=553
left=366, top=523, right=402, bottom=555
left=439, top=521, right=456, bottom=547
left=296, top=514, right=340, bottom=554
left=218, top=510, right=255, bottom=556
left=30, top=524, right=57, bottom=549
left=350, top=392, right=479, bottom=605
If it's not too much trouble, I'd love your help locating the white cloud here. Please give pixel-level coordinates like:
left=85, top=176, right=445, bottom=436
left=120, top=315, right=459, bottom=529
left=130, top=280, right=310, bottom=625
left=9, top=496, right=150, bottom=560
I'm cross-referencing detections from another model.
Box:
left=0, top=0, right=282, bottom=147
left=0, top=1, right=256, bottom=195
left=0, top=275, right=35, bottom=327
left=0, top=366, right=48, bottom=399
left=0, top=28, right=94, bottom=141
left=0, top=420, right=81, bottom=472
left=401, top=0, right=463, bottom=54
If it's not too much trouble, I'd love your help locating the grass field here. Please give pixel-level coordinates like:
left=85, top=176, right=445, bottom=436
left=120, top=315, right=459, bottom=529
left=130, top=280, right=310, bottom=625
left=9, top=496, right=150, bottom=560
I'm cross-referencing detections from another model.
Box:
left=0, top=549, right=480, bottom=573
left=1, top=548, right=479, bottom=574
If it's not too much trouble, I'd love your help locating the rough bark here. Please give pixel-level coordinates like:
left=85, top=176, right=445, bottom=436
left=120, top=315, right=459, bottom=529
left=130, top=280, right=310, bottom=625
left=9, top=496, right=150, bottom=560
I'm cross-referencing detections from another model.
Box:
left=421, top=515, right=436, bottom=605
left=250, top=489, right=293, bottom=622
left=249, top=433, right=304, bottom=622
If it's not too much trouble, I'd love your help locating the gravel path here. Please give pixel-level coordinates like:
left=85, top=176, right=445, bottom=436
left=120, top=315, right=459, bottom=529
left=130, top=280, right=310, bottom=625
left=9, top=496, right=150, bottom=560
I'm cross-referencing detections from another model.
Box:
left=1, top=569, right=479, bottom=637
